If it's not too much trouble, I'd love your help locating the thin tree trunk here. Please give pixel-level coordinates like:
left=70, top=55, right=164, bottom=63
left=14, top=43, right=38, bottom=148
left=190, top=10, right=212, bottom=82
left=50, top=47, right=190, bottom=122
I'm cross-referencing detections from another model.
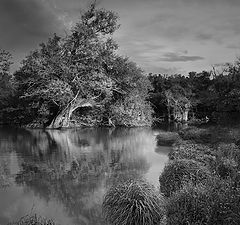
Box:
left=182, top=109, right=189, bottom=122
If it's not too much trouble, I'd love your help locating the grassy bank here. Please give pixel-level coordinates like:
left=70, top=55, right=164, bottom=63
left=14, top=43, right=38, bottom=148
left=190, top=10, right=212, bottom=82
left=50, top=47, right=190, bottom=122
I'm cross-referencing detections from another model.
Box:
left=103, top=126, right=240, bottom=225
left=160, top=126, right=240, bottom=224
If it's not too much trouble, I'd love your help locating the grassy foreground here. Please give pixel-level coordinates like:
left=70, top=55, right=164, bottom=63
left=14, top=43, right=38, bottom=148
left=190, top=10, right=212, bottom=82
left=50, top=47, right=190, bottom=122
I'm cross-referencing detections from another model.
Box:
left=6, top=126, right=240, bottom=224
left=103, top=126, right=240, bottom=225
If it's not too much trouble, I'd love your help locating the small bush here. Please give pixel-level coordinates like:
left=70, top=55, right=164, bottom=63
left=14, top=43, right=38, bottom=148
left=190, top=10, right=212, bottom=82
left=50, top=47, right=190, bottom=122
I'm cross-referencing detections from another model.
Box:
left=166, top=176, right=240, bottom=225
left=216, top=143, right=240, bottom=167
left=166, top=184, right=212, bottom=225
left=206, top=178, right=240, bottom=225
left=102, top=180, right=166, bottom=225
left=179, top=127, right=212, bottom=143
left=215, top=157, right=238, bottom=179
left=156, top=132, right=180, bottom=146
left=170, top=141, right=215, bottom=167
left=8, top=214, right=56, bottom=225
left=159, top=159, right=211, bottom=197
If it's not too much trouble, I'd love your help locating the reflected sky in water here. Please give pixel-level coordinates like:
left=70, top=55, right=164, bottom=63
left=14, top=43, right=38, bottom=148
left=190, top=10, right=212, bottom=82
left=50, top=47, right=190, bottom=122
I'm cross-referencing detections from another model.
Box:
left=0, top=127, right=170, bottom=225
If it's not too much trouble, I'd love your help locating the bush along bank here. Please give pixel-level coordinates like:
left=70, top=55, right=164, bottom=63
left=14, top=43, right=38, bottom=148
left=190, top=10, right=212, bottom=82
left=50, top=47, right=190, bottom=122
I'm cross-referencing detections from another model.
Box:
left=159, top=126, right=240, bottom=225
left=102, top=127, right=240, bottom=225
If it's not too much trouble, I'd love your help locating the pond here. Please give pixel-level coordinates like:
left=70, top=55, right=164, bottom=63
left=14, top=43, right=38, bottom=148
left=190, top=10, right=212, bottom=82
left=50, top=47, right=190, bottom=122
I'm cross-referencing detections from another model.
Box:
left=0, top=127, right=170, bottom=225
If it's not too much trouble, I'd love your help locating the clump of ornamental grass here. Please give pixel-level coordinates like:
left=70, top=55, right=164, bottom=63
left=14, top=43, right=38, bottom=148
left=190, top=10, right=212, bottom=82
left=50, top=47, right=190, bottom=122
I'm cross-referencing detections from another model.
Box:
left=166, top=183, right=212, bottom=225
left=102, top=180, right=166, bottom=225
left=170, top=140, right=215, bottom=167
left=8, top=214, right=56, bottom=225
left=159, top=159, right=211, bottom=197
left=156, top=131, right=180, bottom=146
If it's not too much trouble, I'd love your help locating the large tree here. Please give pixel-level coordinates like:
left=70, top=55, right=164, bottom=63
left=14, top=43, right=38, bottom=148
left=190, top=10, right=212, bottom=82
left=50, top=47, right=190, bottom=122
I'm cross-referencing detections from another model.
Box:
left=15, top=3, right=152, bottom=128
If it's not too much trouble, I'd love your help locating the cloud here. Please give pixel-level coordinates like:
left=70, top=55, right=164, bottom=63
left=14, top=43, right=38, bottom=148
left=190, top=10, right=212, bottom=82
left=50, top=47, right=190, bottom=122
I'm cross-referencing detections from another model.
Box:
left=195, top=32, right=213, bottom=41
left=158, top=52, right=204, bottom=62
left=0, top=0, right=66, bottom=51
left=227, top=43, right=240, bottom=49
left=148, top=66, right=184, bottom=75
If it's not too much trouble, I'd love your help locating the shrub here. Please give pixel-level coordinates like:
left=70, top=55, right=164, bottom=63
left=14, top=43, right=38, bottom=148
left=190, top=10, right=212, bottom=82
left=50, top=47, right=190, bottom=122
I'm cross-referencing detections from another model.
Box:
left=166, top=177, right=240, bottom=225
left=166, top=184, right=212, bottom=225
left=8, top=214, right=56, bottom=225
left=170, top=141, right=215, bottom=167
left=206, top=178, right=240, bottom=225
left=215, top=143, right=240, bottom=168
left=102, top=180, right=166, bottom=225
left=156, top=132, right=180, bottom=146
left=159, top=159, right=211, bottom=197
left=179, top=127, right=212, bottom=143
left=215, top=157, right=238, bottom=179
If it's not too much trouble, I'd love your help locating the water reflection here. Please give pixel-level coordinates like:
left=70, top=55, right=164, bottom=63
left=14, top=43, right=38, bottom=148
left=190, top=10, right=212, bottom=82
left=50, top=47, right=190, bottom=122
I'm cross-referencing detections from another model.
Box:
left=0, top=127, right=169, bottom=225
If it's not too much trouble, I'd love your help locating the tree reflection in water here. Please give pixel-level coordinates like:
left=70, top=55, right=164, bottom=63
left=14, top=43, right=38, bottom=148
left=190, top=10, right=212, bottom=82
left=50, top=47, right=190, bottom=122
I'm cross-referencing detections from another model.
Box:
left=9, top=128, right=153, bottom=225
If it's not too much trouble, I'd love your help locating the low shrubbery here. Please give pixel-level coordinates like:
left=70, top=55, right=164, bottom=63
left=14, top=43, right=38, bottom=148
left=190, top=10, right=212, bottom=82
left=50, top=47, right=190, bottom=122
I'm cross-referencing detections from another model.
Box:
left=156, top=132, right=180, bottom=146
left=170, top=140, right=215, bottom=167
left=178, top=126, right=212, bottom=143
left=166, top=183, right=212, bottom=225
left=215, top=143, right=240, bottom=168
left=8, top=214, right=56, bottom=225
left=102, top=180, right=166, bottom=225
left=159, top=159, right=211, bottom=197
left=166, top=178, right=240, bottom=225
left=159, top=126, right=240, bottom=224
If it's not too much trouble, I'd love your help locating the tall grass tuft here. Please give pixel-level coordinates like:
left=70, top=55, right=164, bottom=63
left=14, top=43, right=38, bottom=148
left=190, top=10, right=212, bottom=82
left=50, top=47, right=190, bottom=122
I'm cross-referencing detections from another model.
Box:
left=166, top=178, right=240, bottom=225
left=102, top=180, right=166, bottom=225
left=166, top=183, right=212, bottom=225
left=159, top=159, right=211, bottom=197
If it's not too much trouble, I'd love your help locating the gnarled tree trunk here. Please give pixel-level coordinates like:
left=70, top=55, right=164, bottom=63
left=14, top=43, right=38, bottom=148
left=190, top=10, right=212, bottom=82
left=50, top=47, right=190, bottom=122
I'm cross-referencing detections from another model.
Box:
left=47, top=93, right=94, bottom=129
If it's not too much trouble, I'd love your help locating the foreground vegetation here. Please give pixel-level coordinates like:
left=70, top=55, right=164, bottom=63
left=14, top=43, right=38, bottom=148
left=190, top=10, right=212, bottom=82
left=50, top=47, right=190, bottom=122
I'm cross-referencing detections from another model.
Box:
left=102, top=125, right=240, bottom=225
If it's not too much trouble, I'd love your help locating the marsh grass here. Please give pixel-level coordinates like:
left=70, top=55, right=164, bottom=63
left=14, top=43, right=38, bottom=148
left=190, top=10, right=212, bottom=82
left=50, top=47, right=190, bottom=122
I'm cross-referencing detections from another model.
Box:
left=167, top=178, right=240, bottom=225
left=102, top=180, right=166, bottom=225
left=178, top=126, right=212, bottom=143
left=166, top=183, right=212, bottom=225
left=170, top=140, right=215, bottom=167
left=156, top=131, right=180, bottom=146
left=8, top=214, right=56, bottom=225
left=159, top=159, right=211, bottom=197
left=164, top=127, right=240, bottom=224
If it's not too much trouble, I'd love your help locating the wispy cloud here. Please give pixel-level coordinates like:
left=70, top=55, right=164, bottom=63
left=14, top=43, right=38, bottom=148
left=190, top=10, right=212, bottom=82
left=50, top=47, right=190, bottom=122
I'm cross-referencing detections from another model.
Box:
left=158, top=52, right=204, bottom=62
left=227, top=43, right=240, bottom=49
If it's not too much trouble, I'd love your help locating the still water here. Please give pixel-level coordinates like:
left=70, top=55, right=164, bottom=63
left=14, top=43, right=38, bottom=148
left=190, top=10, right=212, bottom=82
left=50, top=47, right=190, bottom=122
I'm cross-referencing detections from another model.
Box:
left=0, top=127, right=170, bottom=225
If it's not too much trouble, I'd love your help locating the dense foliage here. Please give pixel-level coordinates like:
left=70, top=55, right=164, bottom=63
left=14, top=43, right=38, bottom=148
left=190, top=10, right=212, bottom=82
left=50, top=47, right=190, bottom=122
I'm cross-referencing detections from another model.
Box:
left=149, top=59, right=240, bottom=123
left=0, top=4, right=152, bottom=128
left=158, top=126, right=240, bottom=224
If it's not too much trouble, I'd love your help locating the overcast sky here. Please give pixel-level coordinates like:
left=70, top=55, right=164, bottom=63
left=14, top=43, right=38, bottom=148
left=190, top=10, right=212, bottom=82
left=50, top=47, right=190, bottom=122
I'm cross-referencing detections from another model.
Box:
left=1, top=0, right=240, bottom=74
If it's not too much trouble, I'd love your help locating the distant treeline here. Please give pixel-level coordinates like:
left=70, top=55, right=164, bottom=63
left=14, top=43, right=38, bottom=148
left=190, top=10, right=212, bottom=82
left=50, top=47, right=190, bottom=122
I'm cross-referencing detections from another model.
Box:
left=0, top=3, right=240, bottom=128
left=149, top=62, right=240, bottom=124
